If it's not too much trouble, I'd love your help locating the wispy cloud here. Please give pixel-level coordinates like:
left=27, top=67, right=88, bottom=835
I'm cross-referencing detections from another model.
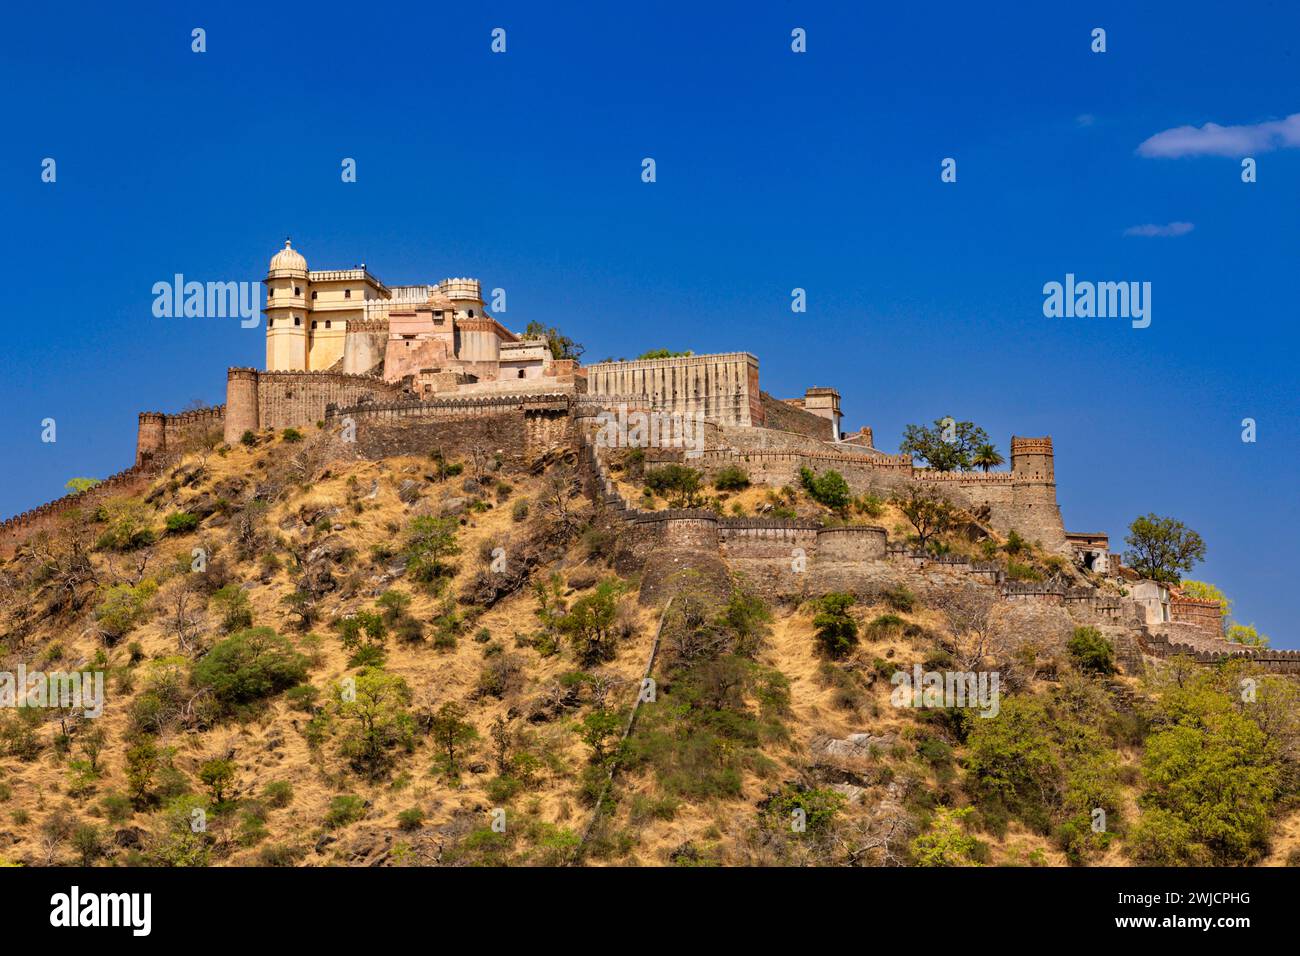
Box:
left=1124, top=222, right=1195, bottom=238
left=1138, top=113, right=1300, bottom=158
left=1075, top=113, right=1095, bottom=128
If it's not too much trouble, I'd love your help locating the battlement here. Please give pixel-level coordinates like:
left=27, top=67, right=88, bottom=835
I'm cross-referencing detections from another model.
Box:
left=586, top=351, right=758, bottom=372
left=136, top=404, right=226, bottom=464
left=1011, top=436, right=1054, bottom=456
left=437, top=277, right=482, bottom=300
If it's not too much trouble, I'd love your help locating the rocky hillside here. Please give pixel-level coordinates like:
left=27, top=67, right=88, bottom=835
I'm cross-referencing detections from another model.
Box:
left=0, top=426, right=1297, bottom=867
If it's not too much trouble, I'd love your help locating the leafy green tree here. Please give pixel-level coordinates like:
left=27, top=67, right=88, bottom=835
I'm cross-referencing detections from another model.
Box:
left=894, top=485, right=957, bottom=548
left=1178, top=580, right=1230, bottom=620
left=900, top=418, right=991, bottom=471
left=644, top=465, right=705, bottom=508
left=164, top=512, right=200, bottom=533
left=211, top=584, right=253, bottom=632
left=763, top=784, right=846, bottom=837
left=191, top=627, right=308, bottom=706
left=93, top=581, right=158, bottom=641
left=333, top=668, right=415, bottom=779
left=578, top=708, right=625, bottom=764
left=798, top=467, right=851, bottom=511
left=71, top=822, right=107, bottom=866
left=198, top=758, right=236, bottom=803
left=95, top=499, right=155, bottom=551
left=403, top=515, right=461, bottom=585
left=125, top=737, right=159, bottom=806
left=559, top=580, right=627, bottom=665
left=65, top=477, right=102, bottom=494
left=637, top=349, right=693, bottom=359
left=523, top=321, right=584, bottom=361
left=912, top=807, right=982, bottom=866
left=812, top=593, right=857, bottom=658
left=1133, top=711, right=1277, bottom=864
left=1123, top=513, right=1205, bottom=582
left=1227, top=623, right=1269, bottom=648
left=713, top=466, right=751, bottom=491
left=429, top=701, right=478, bottom=780
left=1067, top=626, right=1115, bottom=675
left=963, top=695, right=1061, bottom=831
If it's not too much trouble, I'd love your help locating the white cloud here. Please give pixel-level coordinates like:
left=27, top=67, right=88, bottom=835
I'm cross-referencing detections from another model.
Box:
left=1075, top=113, right=1096, bottom=127
left=1123, top=222, right=1195, bottom=238
left=1138, top=113, right=1300, bottom=158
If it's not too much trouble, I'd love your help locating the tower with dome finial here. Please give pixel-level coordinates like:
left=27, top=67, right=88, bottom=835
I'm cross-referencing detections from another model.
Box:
left=264, top=238, right=310, bottom=370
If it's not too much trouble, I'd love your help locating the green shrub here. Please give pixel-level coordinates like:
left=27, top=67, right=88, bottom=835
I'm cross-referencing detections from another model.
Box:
left=324, top=795, right=367, bottom=829
left=511, top=499, right=530, bottom=522
left=240, top=430, right=256, bottom=447
left=397, top=807, right=425, bottom=831
left=95, top=499, right=156, bottom=551
left=1006, top=561, right=1043, bottom=582
left=191, top=628, right=308, bottom=706
left=1067, top=627, right=1115, bottom=675
left=799, top=467, right=851, bottom=511
left=854, top=494, right=885, bottom=518
left=644, top=465, right=705, bottom=508
left=883, top=584, right=916, bottom=613
left=211, top=584, right=253, bottom=632
left=93, top=581, right=158, bottom=640
left=713, top=466, right=751, bottom=492
left=261, top=781, right=294, bottom=808
left=282, top=428, right=303, bottom=443
left=912, top=807, right=982, bottom=866
left=404, top=515, right=461, bottom=585
left=164, top=511, right=200, bottom=533
left=812, top=593, right=857, bottom=658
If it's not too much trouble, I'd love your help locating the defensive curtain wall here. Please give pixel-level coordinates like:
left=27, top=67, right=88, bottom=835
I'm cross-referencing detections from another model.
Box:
left=6, top=368, right=1296, bottom=672
left=586, top=352, right=765, bottom=429
left=575, top=410, right=1298, bottom=675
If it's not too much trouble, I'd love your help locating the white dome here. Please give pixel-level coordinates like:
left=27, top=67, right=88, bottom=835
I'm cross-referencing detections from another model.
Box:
left=269, top=239, right=307, bottom=274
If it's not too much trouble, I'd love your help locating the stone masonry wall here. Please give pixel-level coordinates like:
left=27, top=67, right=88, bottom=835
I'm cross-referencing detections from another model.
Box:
left=759, top=391, right=834, bottom=441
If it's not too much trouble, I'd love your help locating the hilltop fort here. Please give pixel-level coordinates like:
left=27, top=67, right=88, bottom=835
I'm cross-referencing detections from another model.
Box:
left=1, top=241, right=1290, bottom=676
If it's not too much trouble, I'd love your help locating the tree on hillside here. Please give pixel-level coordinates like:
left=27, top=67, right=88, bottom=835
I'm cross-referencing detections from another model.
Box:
left=1227, top=623, right=1270, bottom=648
left=893, top=485, right=957, bottom=548
left=523, top=321, right=584, bottom=361
left=1123, top=514, right=1205, bottom=583
left=899, top=418, right=991, bottom=472
left=1178, top=580, right=1230, bottom=621
left=971, top=443, right=1005, bottom=472
left=65, top=477, right=101, bottom=494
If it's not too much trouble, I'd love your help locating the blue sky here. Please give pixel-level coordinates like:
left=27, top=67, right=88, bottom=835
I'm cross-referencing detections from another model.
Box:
left=2, top=2, right=1297, bottom=645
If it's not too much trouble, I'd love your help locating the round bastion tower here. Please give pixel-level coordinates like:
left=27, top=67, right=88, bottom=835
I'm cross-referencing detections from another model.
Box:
left=1010, top=436, right=1054, bottom=481
left=442, top=277, right=499, bottom=363
left=264, top=239, right=310, bottom=371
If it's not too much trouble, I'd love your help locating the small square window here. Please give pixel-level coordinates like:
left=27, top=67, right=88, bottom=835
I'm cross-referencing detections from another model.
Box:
left=325, top=320, right=332, bottom=329
left=311, top=291, right=318, bottom=300
left=294, top=316, right=301, bottom=326
left=311, top=320, right=318, bottom=330
left=344, top=289, right=352, bottom=299
left=294, top=286, right=301, bottom=296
